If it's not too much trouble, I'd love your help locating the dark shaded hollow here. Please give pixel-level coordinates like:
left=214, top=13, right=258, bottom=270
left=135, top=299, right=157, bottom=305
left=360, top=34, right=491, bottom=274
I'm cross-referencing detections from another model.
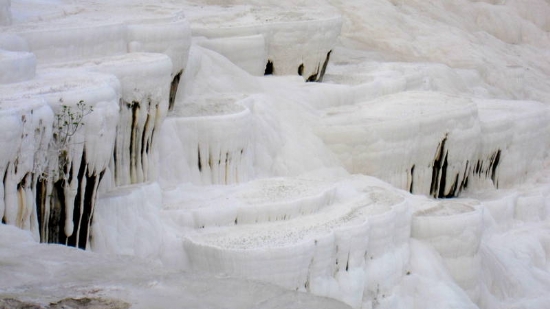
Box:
left=66, top=151, right=88, bottom=248
left=317, top=50, right=332, bottom=82
left=197, top=147, right=202, bottom=172
left=438, top=152, right=449, bottom=198
left=112, top=138, right=118, bottom=181
left=430, top=136, right=447, bottom=198
left=169, top=70, right=183, bottom=111
left=128, top=101, right=140, bottom=182
left=409, top=165, right=415, bottom=193
left=48, top=178, right=66, bottom=244
left=458, top=160, right=470, bottom=194
left=264, top=60, right=274, bottom=75
left=306, top=72, right=318, bottom=82
left=490, top=150, right=501, bottom=184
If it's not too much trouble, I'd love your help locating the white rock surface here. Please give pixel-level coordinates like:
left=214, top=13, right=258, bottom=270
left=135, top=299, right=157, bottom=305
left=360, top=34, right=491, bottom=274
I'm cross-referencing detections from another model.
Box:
left=0, top=0, right=10, bottom=26
left=0, top=98, right=52, bottom=241
left=0, top=224, right=352, bottom=309
left=160, top=95, right=255, bottom=186
left=1, top=1, right=550, bottom=309
left=0, top=49, right=35, bottom=83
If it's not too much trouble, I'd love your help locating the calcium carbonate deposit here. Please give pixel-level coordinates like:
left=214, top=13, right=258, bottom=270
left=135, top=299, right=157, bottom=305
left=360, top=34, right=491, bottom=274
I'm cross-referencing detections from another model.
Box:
left=1, top=0, right=550, bottom=308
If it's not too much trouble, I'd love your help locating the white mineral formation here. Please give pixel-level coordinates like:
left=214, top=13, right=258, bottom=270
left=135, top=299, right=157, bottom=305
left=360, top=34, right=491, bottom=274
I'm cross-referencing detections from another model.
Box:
left=1, top=1, right=550, bottom=309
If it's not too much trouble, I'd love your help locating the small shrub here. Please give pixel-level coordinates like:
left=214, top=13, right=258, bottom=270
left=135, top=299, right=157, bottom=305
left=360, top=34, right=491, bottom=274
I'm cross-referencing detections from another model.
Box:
left=44, top=100, right=93, bottom=182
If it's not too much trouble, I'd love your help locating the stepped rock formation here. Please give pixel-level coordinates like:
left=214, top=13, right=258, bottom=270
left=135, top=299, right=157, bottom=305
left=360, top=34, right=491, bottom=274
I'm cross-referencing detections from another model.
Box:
left=2, top=1, right=550, bottom=309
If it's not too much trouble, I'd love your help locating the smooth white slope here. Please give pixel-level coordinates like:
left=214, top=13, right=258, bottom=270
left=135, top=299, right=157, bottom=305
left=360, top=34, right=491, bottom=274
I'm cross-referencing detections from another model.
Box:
left=0, top=224, right=352, bottom=309
left=0, top=0, right=10, bottom=25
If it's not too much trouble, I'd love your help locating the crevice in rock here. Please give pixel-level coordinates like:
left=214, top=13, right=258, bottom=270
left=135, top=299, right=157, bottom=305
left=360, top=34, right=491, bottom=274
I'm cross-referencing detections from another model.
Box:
left=128, top=101, right=140, bottom=183
left=429, top=134, right=469, bottom=198
left=36, top=147, right=107, bottom=249
left=140, top=104, right=152, bottom=182
left=430, top=135, right=447, bottom=198
left=141, top=113, right=150, bottom=160
left=306, top=65, right=319, bottom=82
left=36, top=176, right=47, bottom=242
left=2, top=164, right=8, bottom=220
left=317, top=50, right=332, bottom=82
left=264, top=60, right=274, bottom=75
left=147, top=129, right=153, bottom=155
left=438, top=151, right=449, bottom=198
left=67, top=160, right=74, bottom=184
left=112, top=138, right=118, bottom=182
left=490, top=149, right=501, bottom=184
left=197, top=147, right=202, bottom=172
left=409, top=165, right=415, bottom=193
left=48, top=178, right=65, bottom=244
left=444, top=173, right=459, bottom=198
left=458, top=160, right=470, bottom=194
left=471, top=149, right=501, bottom=188
left=67, top=151, right=87, bottom=248
left=79, top=170, right=103, bottom=249
left=169, top=70, right=182, bottom=111
left=298, top=64, right=304, bottom=76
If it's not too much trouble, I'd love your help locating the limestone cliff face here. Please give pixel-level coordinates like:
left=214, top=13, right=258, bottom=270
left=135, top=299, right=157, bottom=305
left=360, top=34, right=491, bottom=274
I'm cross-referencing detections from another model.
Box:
left=0, top=15, right=190, bottom=248
left=0, top=3, right=345, bottom=249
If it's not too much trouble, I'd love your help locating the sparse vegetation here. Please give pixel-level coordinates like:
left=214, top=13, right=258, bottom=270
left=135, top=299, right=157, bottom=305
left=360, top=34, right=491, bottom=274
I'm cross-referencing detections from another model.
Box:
left=44, top=100, right=93, bottom=182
